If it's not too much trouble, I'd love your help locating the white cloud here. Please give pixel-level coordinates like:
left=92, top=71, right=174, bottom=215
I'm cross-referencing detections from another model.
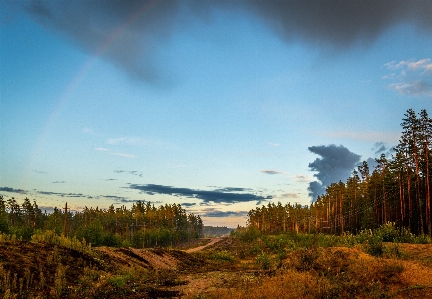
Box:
left=95, top=147, right=109, bottom=151
left=107, top=137, right=148, bottom=145
left=384, top=58, right=432, bottom=98
left=269, top=142, right=280, bottom=147
left=276, top=193, right=299, bottom=199
left=106, top=136, right=172, bottom=150
left=294, top=175, right=312, bottom=183
left=110, top=153, right=136, bottom=159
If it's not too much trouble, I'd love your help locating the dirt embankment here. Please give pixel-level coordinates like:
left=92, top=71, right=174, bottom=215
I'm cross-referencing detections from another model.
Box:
left=3, top=238, right=432, bottom=298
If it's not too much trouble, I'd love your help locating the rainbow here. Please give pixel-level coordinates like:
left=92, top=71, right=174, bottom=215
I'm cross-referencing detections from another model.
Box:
left=24, top=0, right=161, bottom=193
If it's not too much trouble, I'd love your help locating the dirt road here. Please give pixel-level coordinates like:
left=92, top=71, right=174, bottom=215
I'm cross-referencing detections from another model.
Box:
left=186, top=238, right=223, bottom=253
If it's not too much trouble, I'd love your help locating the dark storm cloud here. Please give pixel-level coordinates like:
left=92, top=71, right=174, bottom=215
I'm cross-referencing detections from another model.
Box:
left=128, top=184, right=271, bottom=204
left=213, top=187, right=253, bottom=192
left=0, top=186, right=27, bottom=194
left=244, top=1, right=432, bottom=48
left=22, top=1, right=432, bottom=83
left=307, top=181, right=326, bottom=201
left=25, top=0, right=182, bottom=83
left=308, top=144, right=361, bottom=201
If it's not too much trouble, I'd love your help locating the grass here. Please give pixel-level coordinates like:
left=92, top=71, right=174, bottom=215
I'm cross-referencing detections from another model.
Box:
left=1, top=223, right=431, bottom=298
left=205, top=247, right=406, bottom=299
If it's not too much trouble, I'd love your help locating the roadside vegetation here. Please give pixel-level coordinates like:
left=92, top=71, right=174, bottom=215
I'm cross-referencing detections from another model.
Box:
left=0, top=222, right=431, bottom=298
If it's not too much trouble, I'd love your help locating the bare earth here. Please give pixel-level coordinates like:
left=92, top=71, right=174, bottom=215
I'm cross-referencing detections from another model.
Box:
left=185, top=238, right=223, bottom=253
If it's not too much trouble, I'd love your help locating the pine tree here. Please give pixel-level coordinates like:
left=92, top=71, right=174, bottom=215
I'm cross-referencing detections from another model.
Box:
left=419, top=109, right=432, bottom=236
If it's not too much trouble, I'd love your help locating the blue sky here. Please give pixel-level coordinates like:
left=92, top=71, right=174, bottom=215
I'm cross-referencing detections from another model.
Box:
left=1, top=1, right=431, bottom=227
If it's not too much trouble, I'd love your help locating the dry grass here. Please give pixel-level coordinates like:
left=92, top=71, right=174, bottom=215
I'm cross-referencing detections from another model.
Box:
left=1, top=233, right=432, bottom=298
left=198, top=245, right=432, bottom=299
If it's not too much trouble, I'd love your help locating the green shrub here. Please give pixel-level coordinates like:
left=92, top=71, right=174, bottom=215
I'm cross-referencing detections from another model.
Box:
left=395, top=227, right=415, bottom=243
left=413, top=234, right=432, bottom=244
left=255, top=251, right=272, bottom=270
left=210, top=250, right=235, bottom=263
left=103, top=233, right=122, bottom=247
left=366, top=235, right=384, bottom=257
left=235, top=227, right=261, bottom=242
left=375, top=222, right=399, bottom=242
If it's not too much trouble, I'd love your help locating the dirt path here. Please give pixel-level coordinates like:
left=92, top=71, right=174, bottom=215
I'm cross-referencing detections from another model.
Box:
left=186, top=238, right=223, bottom=253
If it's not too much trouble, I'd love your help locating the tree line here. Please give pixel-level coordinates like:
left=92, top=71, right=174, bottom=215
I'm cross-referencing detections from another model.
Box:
left=246, top=109, right=432, bottom=237
left=0, top=197, right=203, bottom=247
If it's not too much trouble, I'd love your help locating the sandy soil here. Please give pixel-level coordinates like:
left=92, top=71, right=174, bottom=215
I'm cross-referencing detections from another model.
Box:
left=185, top=238, right=223, bottom=253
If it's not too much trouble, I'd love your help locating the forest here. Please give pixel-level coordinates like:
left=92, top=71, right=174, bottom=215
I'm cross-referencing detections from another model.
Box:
left=0, top=198, right=203, bottom=248
left=246, top=109, right=432, bottom=237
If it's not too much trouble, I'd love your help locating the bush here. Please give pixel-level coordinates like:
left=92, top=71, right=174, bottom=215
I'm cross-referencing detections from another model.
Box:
left=210, top=250, right=235, bottom=263
left=234, top=227, right=261, bottom=242
left=375, top=222, right=399, bottom=242
left=293, top=248, right=320, bottom=271
left=366, top=236, right=384, bottom=257
left=255, top=251, right=272, bottom=270
left=76, top=224, right=104, bottom=246
left=413, top=234, right=432, bottom=244
left=103, top=233, right=122, bottom=247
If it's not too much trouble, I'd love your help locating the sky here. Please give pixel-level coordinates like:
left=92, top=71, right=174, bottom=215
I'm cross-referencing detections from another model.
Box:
left=1, top=0, right=432, bottom=227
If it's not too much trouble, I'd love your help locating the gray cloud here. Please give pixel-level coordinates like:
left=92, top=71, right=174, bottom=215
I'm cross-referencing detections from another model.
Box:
left=390, top=81, right=432, bottom=97
left=308, top=144, right=361, bottom=201
left=212, top=187, right=253, bottom=193
left=307, top=181, right=326, bottom=201
left=261, top=170, right=285, bottom=175
left=38, top=191, right=86, bottom=198
left=200, top=208, right=247, bottom=218
left=114, top=170, right=143, bottom=177
left=373, top=142, right=388, bottom=155
left=372, top=142, right=395, bottom=157
left=128, top=183, right=271, bottom=204
left=20, top=1, right=432, bottom=84
left=0, top=186, right=27, bottom=194
left=181, top=202, right=196, bottom=208
left=246, top=2, right=432, bottom=47
left=33, top=170, right=47, bottom=174
left=365, top=157, right=378, bottom=171
left=107, top=197, right=142, bottom=204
